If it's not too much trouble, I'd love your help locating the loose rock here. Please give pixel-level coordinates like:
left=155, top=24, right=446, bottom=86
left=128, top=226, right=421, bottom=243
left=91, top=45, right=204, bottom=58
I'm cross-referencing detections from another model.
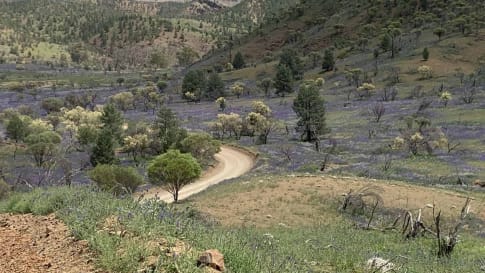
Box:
left=197, top=249, right=225, bottom=272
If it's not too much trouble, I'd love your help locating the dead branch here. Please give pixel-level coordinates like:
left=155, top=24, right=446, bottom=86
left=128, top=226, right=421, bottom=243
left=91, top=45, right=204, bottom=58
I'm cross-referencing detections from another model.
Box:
left=367, top=200, right=379, bottom=229
left=435, top=197, right=471, bottom=257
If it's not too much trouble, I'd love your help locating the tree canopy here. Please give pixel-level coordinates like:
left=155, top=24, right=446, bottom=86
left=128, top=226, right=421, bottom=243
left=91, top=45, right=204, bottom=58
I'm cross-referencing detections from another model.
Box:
left=147, top=149, right=201, bottom=202
left=293, top=82, right=329, bottom=143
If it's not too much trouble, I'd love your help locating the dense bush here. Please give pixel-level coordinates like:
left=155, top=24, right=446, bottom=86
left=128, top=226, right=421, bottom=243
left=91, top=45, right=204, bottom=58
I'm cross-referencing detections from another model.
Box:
left=41, top=98, right=64, bottom=113
left=180, top=132, right=221, bottom=166
left=88, top=164, right=143, bottom=195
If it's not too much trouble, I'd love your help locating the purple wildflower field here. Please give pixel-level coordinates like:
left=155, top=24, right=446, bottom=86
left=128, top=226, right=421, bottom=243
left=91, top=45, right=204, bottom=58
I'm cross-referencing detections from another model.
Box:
left=0, top=69, right=484, bottom=188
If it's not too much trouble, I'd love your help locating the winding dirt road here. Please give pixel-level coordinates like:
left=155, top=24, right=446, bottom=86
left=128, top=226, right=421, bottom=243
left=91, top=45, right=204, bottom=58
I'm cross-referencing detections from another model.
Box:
left=137, top=146, right=255, bottom=203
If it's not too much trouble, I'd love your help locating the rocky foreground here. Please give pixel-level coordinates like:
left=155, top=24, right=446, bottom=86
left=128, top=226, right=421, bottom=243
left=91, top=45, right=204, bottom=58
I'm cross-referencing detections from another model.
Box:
left=0, top=213, right=101, bottom=273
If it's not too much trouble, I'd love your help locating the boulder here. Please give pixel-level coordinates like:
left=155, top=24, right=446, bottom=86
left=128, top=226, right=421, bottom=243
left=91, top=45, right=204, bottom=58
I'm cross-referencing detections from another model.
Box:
left=366, top=257, right=395, bottom=273
left=197, top=249, right=225, bottom=272
left=474, top=179, right=484, bottom=187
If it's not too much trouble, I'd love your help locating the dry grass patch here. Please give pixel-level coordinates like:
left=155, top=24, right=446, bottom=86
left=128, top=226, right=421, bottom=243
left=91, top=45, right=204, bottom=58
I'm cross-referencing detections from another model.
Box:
left=192, top=175, right=485, bottom=228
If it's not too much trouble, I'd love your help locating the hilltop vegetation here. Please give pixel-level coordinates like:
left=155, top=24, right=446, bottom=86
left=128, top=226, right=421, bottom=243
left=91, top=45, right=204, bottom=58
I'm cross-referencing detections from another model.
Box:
left=0, top=0, right=219, bottom=68
left=199, top=0, right=485, bottom=65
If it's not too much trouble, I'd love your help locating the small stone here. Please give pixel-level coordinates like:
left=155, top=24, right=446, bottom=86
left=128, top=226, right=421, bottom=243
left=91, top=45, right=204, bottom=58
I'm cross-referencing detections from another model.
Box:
left=197, top=249, right=225, bottom=272
left=266, top=214, right=272, bottom=219
left=366, top=257, right=395, bottom=273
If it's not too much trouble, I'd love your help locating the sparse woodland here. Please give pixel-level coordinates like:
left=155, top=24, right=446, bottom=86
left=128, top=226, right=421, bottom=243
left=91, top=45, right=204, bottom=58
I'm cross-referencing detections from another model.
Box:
left=0, top=0, right=485, bottom=272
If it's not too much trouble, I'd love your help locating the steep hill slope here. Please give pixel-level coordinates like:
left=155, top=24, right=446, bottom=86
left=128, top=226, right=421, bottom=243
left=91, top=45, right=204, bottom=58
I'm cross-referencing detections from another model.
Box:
left=197, top=0, right=485, bottom=67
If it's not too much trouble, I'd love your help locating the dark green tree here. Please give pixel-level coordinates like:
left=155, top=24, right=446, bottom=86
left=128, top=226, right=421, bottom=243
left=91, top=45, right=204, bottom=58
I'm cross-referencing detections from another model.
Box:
left=380, top=33, right=391, bottom=52
left=41, top=98, right=64, bottom=114
left=180, top=132, right=221, bottom=166
left=382, top=22, right=402, bottom=58
left=176, top=46, right=199, bottom=66
left=433, top=27, right=445, bottom=41
left=205, top=73, right=225, bottom=99
left=150, top=49, right=167, bottom=68
left=322, top=49, right=335, bottom=71
left=6, top=114, right=29, bottom=159
left=153, top=107, right=187, bottom=154
left=156, top=80, right=167, bottom=92
left=422, top=47, right=429, bottom=61
left=100, top=103, right=123, bottom=145
left=232, top=51, right=245, bottom=70
left=147, top=149, right=201, bottom=202
left=258, top=78, right=273, bottom=97
left=182, top=70, right=206, bottom=101
left=6, top=115, right=28, bottom=143
left=90, top=128, right=116, bottom=167
left=274, top=64, right=293, bottom=97
left=25, top=131, right=62, bottom=167
left=279, top=49, right=303, bottom=80
left=293, top=83, right=329, bottom=143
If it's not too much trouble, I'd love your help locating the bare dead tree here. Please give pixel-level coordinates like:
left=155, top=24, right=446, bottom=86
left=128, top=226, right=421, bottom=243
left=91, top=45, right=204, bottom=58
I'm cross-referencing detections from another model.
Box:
left=411, top=85, right=424, bottom=99
left=401, top=209, right=436, bottom=239
left=417, top=99, right=433, bottom=113
left=279, top=144, right=294, bottom=162
left=381, top=154, right=393, bottom=172
left=341, top=186, right=383, bottom=213
left=320, top=138, right=337, bottom=171
left=442, top=127, right=461, bottom=154
left=389, top=67, right=401, bottom=84
left=366, top=200, right=379, bottom=229
left=381, top=86, right=398, bottom=101
left=34, top=157, right=58, bottom=187
left=435, top=198, right=471, bottom=257
left=461, top=87, right=477, bottom=104
left=371, top=102, right=386, bottom=123
left=14, top=174, right=34, bottom=190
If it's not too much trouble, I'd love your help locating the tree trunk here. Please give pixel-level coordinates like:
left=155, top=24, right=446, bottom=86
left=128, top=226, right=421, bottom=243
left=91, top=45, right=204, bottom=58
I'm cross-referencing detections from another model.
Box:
left=391, top=38, right=395, bottom=58
left=173, top=190, right=179, bottom=203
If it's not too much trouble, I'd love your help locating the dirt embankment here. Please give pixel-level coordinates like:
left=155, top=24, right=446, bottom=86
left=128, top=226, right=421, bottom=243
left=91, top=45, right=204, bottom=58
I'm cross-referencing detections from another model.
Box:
left=0, top=213, right=101, bottom=273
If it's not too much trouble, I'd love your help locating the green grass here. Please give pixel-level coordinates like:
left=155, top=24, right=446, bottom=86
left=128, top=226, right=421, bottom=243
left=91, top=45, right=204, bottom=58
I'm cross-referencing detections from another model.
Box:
left=0, top=71, right=144, bottom=91
left=220, top=62, right=277, bottom=81
left=399, top=156, right=456, bottom=177
left=1, top=186, right=483, bottom=272
left=438, top=108, right=485, bottom=126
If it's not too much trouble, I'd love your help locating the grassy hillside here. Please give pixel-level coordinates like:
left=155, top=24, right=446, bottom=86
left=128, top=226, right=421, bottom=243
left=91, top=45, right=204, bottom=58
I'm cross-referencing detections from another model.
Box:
left=1, top=180, right=484, bottom=272
left=0, top=0, right=219, bottom=69
left=198, top=0, right=485, bottom=67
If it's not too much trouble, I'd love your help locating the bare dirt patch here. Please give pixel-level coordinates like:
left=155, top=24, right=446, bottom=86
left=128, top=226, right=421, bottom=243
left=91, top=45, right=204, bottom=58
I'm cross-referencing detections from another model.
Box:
left=0, top=213, right=102, bottom=273
left=192, top=175, right=485, bottom=228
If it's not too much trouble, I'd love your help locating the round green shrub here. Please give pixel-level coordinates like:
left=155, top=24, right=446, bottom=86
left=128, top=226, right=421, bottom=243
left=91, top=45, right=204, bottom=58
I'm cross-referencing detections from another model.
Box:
left=88, top=165, right=143, bottom=195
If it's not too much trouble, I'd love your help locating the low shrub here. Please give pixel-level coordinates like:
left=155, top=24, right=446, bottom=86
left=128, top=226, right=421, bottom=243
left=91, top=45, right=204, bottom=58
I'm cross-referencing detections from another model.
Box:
left=88, top=164, right=143, bottom=195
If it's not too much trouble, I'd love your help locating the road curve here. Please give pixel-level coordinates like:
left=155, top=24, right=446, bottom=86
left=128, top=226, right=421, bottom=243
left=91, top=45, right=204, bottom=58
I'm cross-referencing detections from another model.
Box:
left=137, top=146, right=255, bottom=203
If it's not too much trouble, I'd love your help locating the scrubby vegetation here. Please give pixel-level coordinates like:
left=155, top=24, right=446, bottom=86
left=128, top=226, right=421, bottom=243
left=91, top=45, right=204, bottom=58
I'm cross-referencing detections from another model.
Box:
left=1, top=183, right=484, bottom=272
left=0, top=0, right=485, bottom=272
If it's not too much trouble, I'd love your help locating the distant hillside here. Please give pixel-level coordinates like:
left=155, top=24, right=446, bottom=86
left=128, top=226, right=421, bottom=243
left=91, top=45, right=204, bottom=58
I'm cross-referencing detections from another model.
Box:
left=198, top=0, right=485, bottom=68
left=0, top=0, right=222, bottom=69
left=138, top=0, right=242, bottom=7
